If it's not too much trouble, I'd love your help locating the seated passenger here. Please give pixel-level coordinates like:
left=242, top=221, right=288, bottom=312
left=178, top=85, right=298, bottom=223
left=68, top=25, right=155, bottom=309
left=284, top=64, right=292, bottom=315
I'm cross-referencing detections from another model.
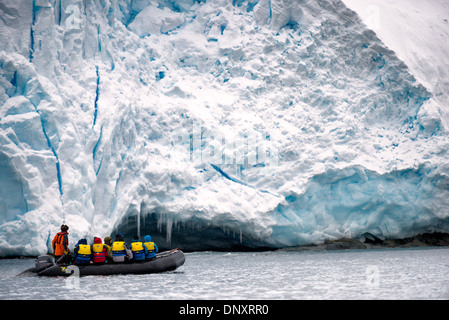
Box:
left=91, top=237, right=108, bottom=264
left=73, top=238, right=92, bottom=265
left=103, top=236, right=113, bottom=263
left=144, top=235, right=159, bottom=260
left=130, top=235, right=148, bottom=262
left=111, top=233, right=132, bottom=263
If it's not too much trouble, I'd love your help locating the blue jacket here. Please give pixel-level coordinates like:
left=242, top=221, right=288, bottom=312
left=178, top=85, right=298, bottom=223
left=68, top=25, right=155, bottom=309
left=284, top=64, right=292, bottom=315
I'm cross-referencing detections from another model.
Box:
left=73, top=238, right=92, bottom=265
left=130, top=238, right=148, bottom=261
left=143, top=235, right=159, bottom=259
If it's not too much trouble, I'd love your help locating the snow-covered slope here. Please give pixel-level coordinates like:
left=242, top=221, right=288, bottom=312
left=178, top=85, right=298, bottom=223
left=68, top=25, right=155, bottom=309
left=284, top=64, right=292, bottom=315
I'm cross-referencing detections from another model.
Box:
left=0, top=0, right=448, bottom=255
left=343, top=0, right=449, bottom=131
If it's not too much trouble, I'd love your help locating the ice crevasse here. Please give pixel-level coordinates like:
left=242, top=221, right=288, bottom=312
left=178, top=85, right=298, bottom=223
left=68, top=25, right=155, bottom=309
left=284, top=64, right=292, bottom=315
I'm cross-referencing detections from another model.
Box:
left=0, top=0, right=448, bottom=255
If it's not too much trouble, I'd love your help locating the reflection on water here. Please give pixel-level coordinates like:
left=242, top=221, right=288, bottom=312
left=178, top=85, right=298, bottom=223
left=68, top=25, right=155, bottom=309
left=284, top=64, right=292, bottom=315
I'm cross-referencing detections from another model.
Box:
left=1, top=247, right=449, bottom=300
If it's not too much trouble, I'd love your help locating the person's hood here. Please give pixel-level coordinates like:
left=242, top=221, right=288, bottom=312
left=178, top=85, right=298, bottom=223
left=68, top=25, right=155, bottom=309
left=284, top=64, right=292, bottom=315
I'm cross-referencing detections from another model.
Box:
left=144, top=235, right=152, bottom=242
left=77, top=238, right=87, bottom=245
left=94, top=237, right=102, bottom=244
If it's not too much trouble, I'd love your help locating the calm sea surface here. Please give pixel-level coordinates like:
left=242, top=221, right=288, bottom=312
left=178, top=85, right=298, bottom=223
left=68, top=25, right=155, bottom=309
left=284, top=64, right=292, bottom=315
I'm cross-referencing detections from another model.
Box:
left=1, top=247, right=449, bottom=300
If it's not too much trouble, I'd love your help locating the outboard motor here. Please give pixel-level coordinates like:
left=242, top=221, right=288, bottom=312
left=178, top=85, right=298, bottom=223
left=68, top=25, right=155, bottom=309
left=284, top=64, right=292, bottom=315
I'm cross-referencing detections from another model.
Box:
left=16, top=255, right=55, bottom=277
left=35, top=255, right=55, bottom=271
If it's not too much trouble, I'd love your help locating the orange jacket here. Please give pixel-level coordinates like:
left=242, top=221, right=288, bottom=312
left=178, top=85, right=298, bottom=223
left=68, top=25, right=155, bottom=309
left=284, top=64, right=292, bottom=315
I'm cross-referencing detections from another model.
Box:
left=52, top=231, right=69, bottom=256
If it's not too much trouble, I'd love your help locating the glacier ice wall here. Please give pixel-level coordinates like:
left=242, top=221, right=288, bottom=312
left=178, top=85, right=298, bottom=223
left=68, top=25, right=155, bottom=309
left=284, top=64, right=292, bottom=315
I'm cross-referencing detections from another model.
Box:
left=0, top=0, right=449, bottom=255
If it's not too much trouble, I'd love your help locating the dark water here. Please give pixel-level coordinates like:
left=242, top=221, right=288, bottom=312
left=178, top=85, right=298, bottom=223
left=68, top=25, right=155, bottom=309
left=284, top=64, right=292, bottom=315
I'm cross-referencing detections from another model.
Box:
left=1, top=247, right=449, bottom=300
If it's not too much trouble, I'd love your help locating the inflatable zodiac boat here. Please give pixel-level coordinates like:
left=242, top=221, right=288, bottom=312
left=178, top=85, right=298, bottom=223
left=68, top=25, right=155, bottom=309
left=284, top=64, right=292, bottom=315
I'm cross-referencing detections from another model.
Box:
left=18, top=249, right=185, bottom=277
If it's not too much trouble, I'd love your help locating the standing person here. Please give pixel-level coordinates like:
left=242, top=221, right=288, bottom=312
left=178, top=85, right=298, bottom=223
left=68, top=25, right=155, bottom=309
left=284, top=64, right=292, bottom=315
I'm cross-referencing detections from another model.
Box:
left=130, top=235, right=148, bottom=262
left=52, top=224, right=70, bottom=264
left=111, top=233, right=133, bottom=263
left=72, top=238, right=92, bottom=265
left=91, top=237, right=108, bottom=264
left=143, top=235, right=159, bottom=260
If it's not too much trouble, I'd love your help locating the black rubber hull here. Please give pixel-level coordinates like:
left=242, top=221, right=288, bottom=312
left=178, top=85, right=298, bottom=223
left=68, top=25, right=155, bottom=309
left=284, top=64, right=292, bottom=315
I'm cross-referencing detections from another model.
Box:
left=36, top=250, right=185, bottom=277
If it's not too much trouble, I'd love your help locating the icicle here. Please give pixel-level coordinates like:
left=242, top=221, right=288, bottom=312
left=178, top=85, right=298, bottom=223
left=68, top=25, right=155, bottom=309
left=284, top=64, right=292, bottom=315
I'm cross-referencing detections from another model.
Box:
left=166, top=216, right=172, bottom=247
left=137, top=210, right=140, bottom=239
left=138, top=202, right=144, bottom=239
left=157, top=212, right=163, bottom=233
left=239, top=228, right=243, bottom=243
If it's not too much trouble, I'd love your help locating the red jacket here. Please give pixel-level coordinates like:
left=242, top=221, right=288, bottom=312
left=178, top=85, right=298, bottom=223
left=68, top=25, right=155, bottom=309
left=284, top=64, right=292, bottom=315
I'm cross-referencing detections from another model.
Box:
left=92, top=237, right=107, bottom=263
